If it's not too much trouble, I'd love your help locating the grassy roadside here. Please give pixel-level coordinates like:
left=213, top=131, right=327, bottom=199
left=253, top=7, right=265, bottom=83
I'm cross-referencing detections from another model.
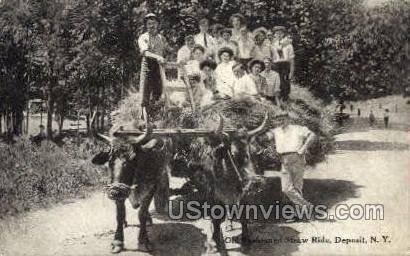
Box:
left=0, top=136, right=108, bottom=218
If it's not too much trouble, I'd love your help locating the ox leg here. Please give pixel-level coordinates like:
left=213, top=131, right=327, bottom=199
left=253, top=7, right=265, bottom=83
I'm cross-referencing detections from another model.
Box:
left=112, top=199, right=126, bottom=253
left=123, top=207, right=128, bottom=228
left=240, top=218, right=251, bottom=250
left=137, top=183, right=157, bottom=252
left=212, top=217, right=226, bottom=251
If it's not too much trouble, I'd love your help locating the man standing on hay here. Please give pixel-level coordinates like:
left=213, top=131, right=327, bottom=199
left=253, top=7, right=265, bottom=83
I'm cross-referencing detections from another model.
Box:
left=137, top=13, right=171, bottom=121
left=259, top=115, right=316, bottom=217
left=271, top=26, right=295, bottom=102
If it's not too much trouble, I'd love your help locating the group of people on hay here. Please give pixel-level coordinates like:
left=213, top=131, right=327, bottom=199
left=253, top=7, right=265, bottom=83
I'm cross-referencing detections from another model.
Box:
left=138, top=12, right=294, bottom=110
left=137, top=13, right=316, bottom=218
left=177, top=15, right=295, bottom=108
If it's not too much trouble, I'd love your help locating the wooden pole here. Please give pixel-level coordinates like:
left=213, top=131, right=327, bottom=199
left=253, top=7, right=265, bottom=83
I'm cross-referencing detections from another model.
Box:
left=113, top=128, right=238, bottom=137
left=159, top=64, right=170, bottom=109
left=181, top=72, right=196, bottom=113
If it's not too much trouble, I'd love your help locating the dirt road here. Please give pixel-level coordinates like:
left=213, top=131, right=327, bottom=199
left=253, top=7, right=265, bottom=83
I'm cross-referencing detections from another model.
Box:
left=1, top=97, right=409, bottom=256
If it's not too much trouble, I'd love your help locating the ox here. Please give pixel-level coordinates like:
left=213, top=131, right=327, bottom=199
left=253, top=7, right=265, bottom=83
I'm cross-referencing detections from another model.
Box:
left=91, top=113, right=268, bottom=253
left=187, top=114, right=268, bottom=252
left=92, top=125, right=172, bottom=253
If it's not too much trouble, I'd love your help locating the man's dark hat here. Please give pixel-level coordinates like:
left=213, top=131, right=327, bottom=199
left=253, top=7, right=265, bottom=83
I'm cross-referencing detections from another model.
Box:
left=248, top=59, right=265, bottom=72
left=217, top=47, right=234, bottom=59
left=200, top=59, right=217, bottom=70
left=144, top=13, right=159, bottom=24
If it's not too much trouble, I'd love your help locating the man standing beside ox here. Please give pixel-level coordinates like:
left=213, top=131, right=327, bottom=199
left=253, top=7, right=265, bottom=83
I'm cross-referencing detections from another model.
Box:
left=258, top=118, right=316, bottom=216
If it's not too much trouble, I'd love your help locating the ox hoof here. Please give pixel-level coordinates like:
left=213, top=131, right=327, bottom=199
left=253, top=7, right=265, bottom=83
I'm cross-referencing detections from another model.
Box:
left=110, top=240, right=124, bottom=254
left=138, top=241, right=154, bottom=252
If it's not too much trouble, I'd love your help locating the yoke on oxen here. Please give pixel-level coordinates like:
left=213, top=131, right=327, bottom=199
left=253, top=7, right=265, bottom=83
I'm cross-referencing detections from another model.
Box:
left=91, top=51, right=306, bottom=254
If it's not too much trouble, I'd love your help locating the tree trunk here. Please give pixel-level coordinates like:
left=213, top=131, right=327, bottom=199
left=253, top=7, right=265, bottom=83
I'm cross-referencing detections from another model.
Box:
left=59, top=115, right=64, bottom=132
left=26, top=101, right=29, bottom=134
left=6, top=108, right=11, bottom=133
left=47, top=101, right=54, bottom=139
left=46, top=82, right=54, bottom=139
left=121, top=63, right=125, bottom=99
left=101, top=83, right=105, bottom=130
left=86, top=115, right=90, bottom=134
left=14, top=109, right=24, bottom=135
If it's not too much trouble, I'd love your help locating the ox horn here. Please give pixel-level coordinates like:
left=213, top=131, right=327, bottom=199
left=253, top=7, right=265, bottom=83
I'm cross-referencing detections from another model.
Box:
left=97, top=133, right=114, bottom=144
left=128, top=119, right=151, bottom=145
left=247, top=112, right=269, bottom=137
left=141, top=138, right=159, bottom=150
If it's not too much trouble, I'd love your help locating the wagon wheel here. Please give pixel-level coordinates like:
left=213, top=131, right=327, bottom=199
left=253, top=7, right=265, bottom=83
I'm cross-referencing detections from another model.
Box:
left=154, top=170, right=170, bottom=215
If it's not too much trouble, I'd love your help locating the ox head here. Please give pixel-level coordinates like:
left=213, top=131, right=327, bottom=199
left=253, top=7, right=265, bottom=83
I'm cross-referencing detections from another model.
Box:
left=91, top=123, right=169, bottom=201
left=209, top=113, right=269, bottom=179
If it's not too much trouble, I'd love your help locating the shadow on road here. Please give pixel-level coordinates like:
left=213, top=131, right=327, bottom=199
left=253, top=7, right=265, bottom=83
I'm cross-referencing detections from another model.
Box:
left=155, top=178, right=361, bottom=224
left=142, top=178, right=361, bottom=255
left=230, top=224, right=300, bottom=256
left=303, top=179, right=362, bottom=207
left=335, top=140, right=409, bottom=151
left=250, top=178, right=361, bottom=209
left=123, top=223, right=207, bottom=256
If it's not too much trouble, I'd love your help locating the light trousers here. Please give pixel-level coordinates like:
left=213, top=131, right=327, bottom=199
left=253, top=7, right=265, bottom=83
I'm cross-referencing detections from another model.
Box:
left=280, top=153, right=311, bottom=206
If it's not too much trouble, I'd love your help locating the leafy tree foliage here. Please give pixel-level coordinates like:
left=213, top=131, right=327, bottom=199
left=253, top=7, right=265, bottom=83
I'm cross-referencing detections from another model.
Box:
left=0, top=0, right=408, bottom=136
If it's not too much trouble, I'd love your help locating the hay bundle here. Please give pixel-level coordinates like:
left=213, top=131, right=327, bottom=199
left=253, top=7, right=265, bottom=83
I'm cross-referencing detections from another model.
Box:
left=202, top=97, right=332, bottom=135
left=109, top=92, right=333, bottom=167
left=200, top=97, right=334, bottom=167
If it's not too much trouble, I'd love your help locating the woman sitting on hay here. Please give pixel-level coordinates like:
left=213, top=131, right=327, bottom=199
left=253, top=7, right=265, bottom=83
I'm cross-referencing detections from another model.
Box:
left=192, top=59, right=221, bottom=109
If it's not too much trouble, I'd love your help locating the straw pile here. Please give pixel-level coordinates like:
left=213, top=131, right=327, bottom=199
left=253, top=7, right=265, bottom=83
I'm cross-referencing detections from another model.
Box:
left=109, top=92, right=334, bottom=167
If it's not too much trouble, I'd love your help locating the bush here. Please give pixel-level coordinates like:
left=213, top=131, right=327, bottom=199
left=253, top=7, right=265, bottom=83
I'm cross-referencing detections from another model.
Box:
left=0, top=137, right=107, bottom=217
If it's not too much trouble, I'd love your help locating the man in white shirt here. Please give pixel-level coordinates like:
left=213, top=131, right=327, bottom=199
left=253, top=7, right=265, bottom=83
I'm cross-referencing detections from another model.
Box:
left=261, top=121, right=316, bottom=208
left=194, top=18, right=216, bottom=59
left=271, top=26, right=295, bottom=101
left=237, top=26, right=254, bottom=67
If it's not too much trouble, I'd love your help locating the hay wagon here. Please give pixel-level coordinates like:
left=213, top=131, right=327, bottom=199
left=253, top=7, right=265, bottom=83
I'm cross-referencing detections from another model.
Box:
left=107, top=60, right=243, bottom=212
left=106, top=60, right=277, bottom=213
left=104, top=58, right=331, bottom=213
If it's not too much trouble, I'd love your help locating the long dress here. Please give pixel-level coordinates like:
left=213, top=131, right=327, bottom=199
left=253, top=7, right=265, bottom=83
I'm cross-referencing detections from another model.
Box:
left=215, top=61, right=236, bottom=98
